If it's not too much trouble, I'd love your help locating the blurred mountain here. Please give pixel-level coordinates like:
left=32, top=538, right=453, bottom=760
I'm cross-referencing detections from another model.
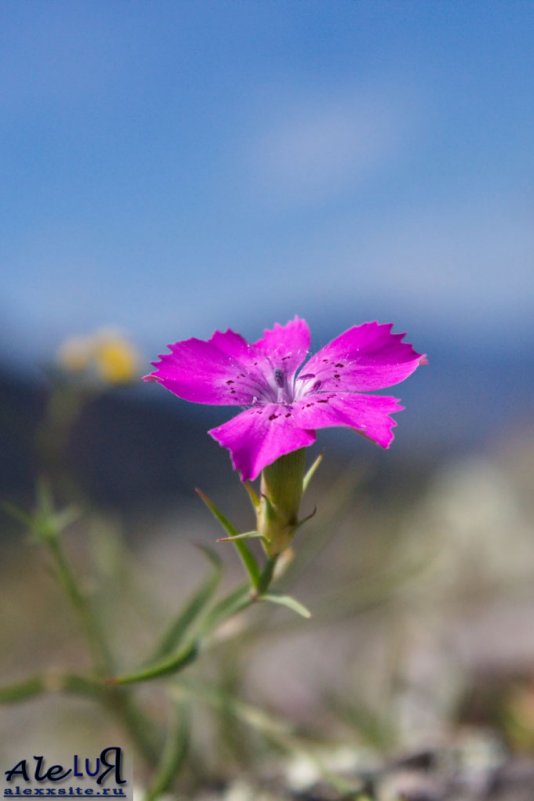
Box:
left=0, top=366, right=229, bottom=512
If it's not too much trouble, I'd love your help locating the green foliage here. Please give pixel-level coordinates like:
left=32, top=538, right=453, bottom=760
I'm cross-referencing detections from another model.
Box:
left=145, top=703, right=190, bottom=801
left=110, top=642, right=200, bottom=686
left=260, top=592, right=312, bottom=619
left=2, top=481, right=79, bottom=544
left=195, top=488, right=261, bottom=589
left=3, top=374, right=387, bottom=799
left=148, top=546, right=222, bottom=662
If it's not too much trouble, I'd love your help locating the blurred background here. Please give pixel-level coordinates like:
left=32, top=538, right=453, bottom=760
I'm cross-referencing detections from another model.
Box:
left=2, top=1, right=534, bottom=797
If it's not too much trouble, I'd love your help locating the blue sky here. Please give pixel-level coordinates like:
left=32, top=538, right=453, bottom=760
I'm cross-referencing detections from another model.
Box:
left=1, top=1, right=533, bottom=365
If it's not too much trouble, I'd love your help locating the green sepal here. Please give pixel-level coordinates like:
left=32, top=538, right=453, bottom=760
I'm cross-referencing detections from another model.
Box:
left=195, top=488, right=261, bottom=589
left=295, top=506, right=317, bottom=529
left=148, top=546, right=222, bottom=663
left=259, top=492, right=277, bottom=523
left=260, top=592, right=312, bottom=619
left=257, top=491, right=293, bottom=556
left=260, top=449, right=306, bottom=520
left=258, top=449, right=306, bottom=556
left=108, top=641, right=199, bottom=686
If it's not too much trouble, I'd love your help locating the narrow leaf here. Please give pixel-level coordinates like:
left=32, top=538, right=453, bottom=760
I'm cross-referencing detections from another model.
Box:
left=195, top=488, right=260, bottom=589
left=1, top=501, right=33, bottom=528
left=261, top=592, right=312, bottom=619
left=201, top=583, right=251, bottom=634
left=149, top=546, right=221, bottom=662
left=52, top=506, right=80, bottom=533
left=37, top=479, right=54, bottom=518
left=243, top=481, right=260, bottom=510
left=145, top=702, right=189, bottom=801
left=60, top=674, right=104, bottom=698
left=109, top=642, right=199, bottom=686
left=216, top=530, right=264, bottom=543
left=175, top=682, right=293, bottom=739
left=302, top=453, right=323, bottom=494
left=0, top=675, right=46, bottom=703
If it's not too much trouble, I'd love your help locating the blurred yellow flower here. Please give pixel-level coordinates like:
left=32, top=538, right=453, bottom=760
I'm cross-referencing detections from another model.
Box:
left=93, top=331, right=140, bottom=384
left=57, top=328, right=140, bottom=385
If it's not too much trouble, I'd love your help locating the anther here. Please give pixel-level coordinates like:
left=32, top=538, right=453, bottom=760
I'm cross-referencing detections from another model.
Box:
left=274, top=368, right=285, bottom=388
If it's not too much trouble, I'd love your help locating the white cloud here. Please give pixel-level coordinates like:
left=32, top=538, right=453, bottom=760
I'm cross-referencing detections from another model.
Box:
left=248, top=83, right=416, bottom=206
left=285, top=193, right=534, bottom=342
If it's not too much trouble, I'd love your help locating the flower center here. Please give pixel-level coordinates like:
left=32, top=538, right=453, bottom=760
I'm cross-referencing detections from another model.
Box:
left=243, top=362, right=320, bottom=407
left=272, top=367, right=294, bottom=403
left=252, top=367, right=322, bottom=406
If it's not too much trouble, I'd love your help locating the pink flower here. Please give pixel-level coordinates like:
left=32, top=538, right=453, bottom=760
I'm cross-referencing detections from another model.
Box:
left=144, top=318, right=425, bottom=482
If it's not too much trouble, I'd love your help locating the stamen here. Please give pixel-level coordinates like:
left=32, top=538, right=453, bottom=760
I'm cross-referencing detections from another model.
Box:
left=274, top=368, right=285, bottom=387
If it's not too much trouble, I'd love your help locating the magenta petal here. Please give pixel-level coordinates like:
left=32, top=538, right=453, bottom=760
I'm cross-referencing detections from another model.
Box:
left=209, top=329, right=251, bottom=359
left=292, top=392, right=403, bottom=448
left=300, top=322, right=424, bottom=393
left=209, top=405, right=316, bottom=481
left=254, top=316, right=310, bottom=377
left=144, top=329, right=257, bottom=405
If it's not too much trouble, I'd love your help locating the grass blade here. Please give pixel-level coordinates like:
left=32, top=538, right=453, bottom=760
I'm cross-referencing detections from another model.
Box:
left=149, top=546, right=222, bottom=662
left=109, top=642, right=199, bottom=686
left=201, top=583, right=252, bottom=634
left=216, top=530, right=264, bottom=543
left=196, top=489, right=261, bottom=589
left=145, top=702, right=189, bottom=801
left=261, top=592, right=312, bottom=619
left=302, top=453, right=323, bottom=494
left=0, top=675, right=46, bottom=703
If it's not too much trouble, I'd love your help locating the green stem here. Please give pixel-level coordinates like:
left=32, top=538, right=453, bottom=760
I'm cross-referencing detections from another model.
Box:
left=0, top=675, right=46, bottom=703
left=109, top=691, right=161, bottom=766
left=0, top=670, right=111, bottom=705
left=48, top=538, right=113, bottom=676
left=202, top=556, right=280, bottom=638
left=47, top=537, right=159, bottom=767
left=256, top=556, right=279, bottom=595
left=202, top=585, right=253, bottom=634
